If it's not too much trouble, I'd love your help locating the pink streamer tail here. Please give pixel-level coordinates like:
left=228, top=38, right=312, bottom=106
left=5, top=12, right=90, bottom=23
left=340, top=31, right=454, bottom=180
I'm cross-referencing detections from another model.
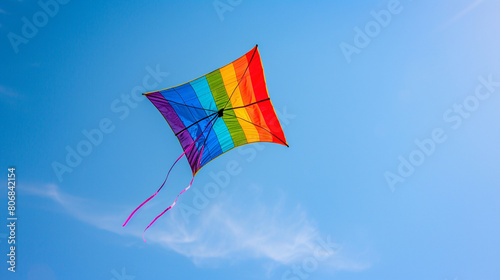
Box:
left=123, top=116, right=215, bottom=227
left=122, top=151, right=186, bottom=227
left=143, top=176, right=195, bottom=242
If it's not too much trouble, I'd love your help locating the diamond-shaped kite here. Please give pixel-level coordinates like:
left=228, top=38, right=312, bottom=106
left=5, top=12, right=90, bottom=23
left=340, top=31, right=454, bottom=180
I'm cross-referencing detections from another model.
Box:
left=123, top=45, right=288, bottom=240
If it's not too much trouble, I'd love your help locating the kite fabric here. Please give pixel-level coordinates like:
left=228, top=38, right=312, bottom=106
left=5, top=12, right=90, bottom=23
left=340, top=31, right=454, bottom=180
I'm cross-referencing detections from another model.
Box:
left=123, top=45, right=288, bottom=241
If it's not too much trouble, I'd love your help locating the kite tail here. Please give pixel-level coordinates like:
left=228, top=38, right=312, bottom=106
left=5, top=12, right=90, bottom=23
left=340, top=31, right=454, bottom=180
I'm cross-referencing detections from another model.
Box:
left=143, top=176, right=195, bottom=242
left=123, top=117, right=215, bottom=228
left=122, top=149, right=187, bottom=227
left=142, top=147, right=204, bottom=242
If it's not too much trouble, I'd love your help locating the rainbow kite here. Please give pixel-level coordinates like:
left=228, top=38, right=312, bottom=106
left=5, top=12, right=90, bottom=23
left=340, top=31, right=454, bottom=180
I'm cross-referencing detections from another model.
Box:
left=123, top=45, right=288, bottom=240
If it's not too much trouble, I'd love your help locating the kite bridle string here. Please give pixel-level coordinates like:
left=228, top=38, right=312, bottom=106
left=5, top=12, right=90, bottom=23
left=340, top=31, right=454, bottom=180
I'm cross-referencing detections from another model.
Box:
left=195, top=114, right=219, bottom=170
left=222, top=45, right=259, bottom=111
left=175, top=112, right=218, bottom=136
left=222, top=98, right=270, bottom=111
left=223, top=112, right=289, bottom=147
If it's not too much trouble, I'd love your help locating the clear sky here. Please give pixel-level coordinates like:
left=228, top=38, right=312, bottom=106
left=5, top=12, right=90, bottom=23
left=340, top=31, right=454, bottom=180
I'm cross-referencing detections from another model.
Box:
left=1, top=0, right=500, bottom=279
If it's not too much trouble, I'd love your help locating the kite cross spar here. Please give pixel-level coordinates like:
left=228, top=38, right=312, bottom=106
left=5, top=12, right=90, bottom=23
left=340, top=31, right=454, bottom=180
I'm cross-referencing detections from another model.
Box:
left=123, top=45, right=288, bottom=242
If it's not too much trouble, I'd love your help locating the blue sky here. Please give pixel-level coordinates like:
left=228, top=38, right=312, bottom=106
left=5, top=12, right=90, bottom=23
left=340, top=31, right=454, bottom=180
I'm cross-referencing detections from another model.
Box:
left=1, top=0, right=500, bottom=279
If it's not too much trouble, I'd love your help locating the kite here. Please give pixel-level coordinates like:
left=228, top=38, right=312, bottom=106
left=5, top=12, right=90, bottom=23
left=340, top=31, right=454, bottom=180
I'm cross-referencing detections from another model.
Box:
left=123, top=45, right=288, bottom=241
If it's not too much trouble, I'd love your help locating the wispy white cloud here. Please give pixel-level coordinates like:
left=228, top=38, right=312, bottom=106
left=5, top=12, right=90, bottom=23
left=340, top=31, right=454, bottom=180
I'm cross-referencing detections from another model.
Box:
left=0, top=85, right=18, bottom=98
left=23, top=184, right=124, bottom=232
left=437, top=0, right=483, bottom=31
left=23, top=184, right=371, bottom=273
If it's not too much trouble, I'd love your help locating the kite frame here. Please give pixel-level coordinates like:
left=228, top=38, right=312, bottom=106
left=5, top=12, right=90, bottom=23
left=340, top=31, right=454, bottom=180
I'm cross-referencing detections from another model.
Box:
left=142, top=44, right=288, bottom=176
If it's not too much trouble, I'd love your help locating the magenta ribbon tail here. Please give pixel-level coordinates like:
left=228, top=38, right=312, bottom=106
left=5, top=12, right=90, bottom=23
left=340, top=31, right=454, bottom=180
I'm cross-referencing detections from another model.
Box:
left=143, top=176, right=195, bottom=242
left=122, top=191, right=158, bottom=227
left=124, top=115, right=216, bottom=233
left=122, top=149, right=188, bottom=227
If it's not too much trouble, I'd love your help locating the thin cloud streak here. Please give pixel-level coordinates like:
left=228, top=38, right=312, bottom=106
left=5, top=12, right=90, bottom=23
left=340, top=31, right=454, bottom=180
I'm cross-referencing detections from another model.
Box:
left=436, top=0, right=483, bottom=31
left=0, top=85, right=18, bottom=98
left=23, top=183, right=371, bottom=272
